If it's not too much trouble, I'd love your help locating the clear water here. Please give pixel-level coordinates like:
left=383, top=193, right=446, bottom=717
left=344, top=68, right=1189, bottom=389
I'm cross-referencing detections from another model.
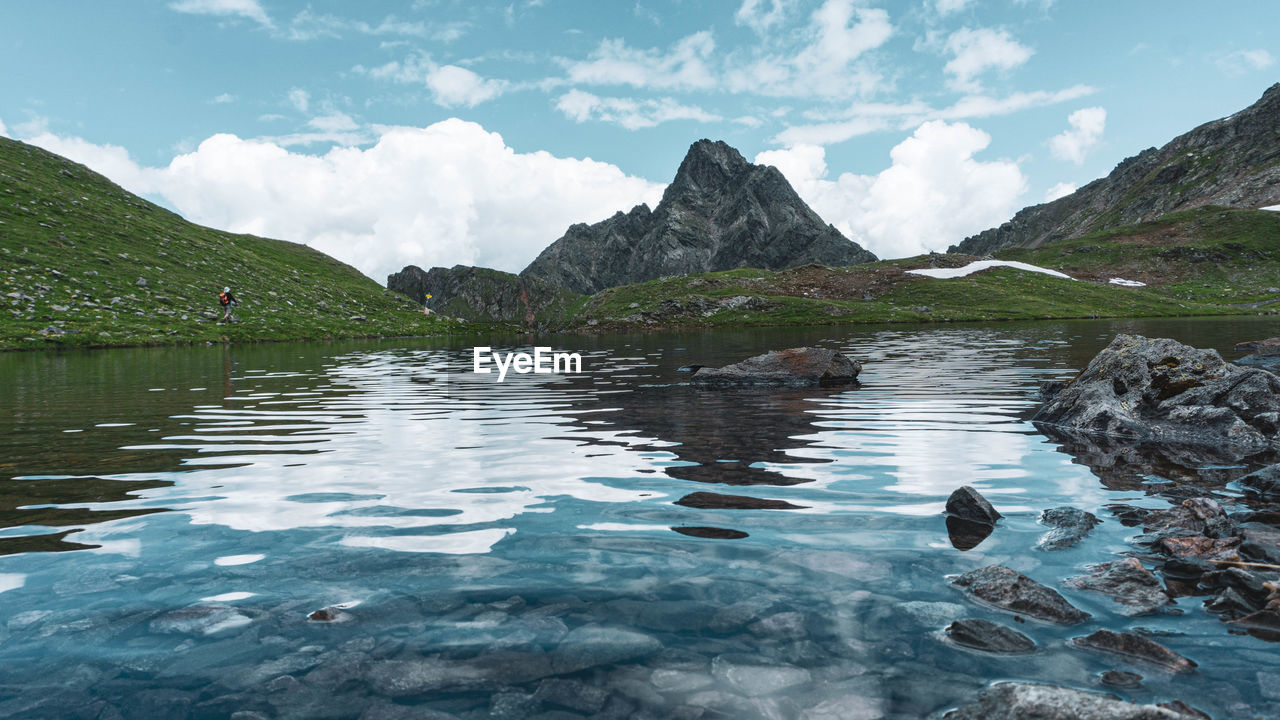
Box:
left=1, top=317, right=1278, bottom=719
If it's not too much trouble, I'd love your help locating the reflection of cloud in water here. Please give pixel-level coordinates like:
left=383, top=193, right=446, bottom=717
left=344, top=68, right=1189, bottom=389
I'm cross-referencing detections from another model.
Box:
left=98, top=349, right=668, bottom=553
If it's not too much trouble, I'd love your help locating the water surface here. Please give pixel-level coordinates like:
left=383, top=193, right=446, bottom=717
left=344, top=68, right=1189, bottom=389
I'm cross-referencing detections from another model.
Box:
left=1, top=317, right=1278, bottom=719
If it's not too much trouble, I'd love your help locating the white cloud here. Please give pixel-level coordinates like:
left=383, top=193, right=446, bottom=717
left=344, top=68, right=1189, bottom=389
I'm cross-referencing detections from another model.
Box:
left=425, top=65, right=507, bottom=108
left=288, top=88, right=310, bottom=113
left=756, top=121, right=1026, bottom=259
left=211, top=93, right=236, bottom=104
left=0, top=118, right=7, bottom=137
left=771, top=85, right=1093, bottom=147
left=359, top=55, right=507, bottom=108
left=735, top=0, right=792, bottom=34
left=727, top=0, right=892, bottom=98
left=944, top=27, right=1033, bottom=92
left=15, top=121, right=665, bottom=283
left=556, top=90, right=722, bottom=130
left=1044, top=181, right=1076, bottom=202
left=1216, top=49, right=1275, bottom=76
left=1049, top=106, right=1105, bottom=165
left=564, top=32, right=717, bottom=91
left=169, top=0, right=272, bottom=28
left=935, top=0, right=973, bottom=15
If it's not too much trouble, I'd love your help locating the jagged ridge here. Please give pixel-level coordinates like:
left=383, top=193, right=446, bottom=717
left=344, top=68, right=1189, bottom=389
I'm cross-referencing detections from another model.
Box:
left=953, top=83, right=1280, bottom=255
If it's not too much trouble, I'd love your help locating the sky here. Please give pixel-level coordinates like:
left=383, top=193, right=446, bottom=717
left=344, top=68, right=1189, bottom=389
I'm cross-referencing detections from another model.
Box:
left=1, top=1, right=1276, bottom=283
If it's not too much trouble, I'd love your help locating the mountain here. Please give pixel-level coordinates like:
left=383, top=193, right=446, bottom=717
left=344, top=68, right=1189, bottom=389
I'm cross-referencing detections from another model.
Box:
left=0, top=137, right=460, bottom=350
left=952, top=83, right=1280, bottom=255
left=518, top=139, right=876, bottom=295
left=386, top=264, right=579, bottom=329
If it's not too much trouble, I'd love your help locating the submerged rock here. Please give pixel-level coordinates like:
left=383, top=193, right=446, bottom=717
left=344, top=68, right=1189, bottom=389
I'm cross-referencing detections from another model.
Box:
left=149, top=605, right=252, bottom=636
left=1065, top=558, right=1175, bottom=617
left=945, top=486, right=1002, bottom=525
left=951, top=565, right=1090, bottom=624
left=1033, top=334, right=1280, bottom=455
left=691, top=347, right=861, bottom=387
left=944, top=682, right=1191, bottom=719
left=1100, top=670, right=1144, bottom=689
left=1038, top=506, right=1101, bottom=550
left=944, top=618, right=1036, bottom=654
left=1070, top=629, right=1197, bottom=673
left=710, top=654, right=811, bottom=698
left=1238, top=354, right=1280, bottom=375
left=1236, top=337, right=1280, bottom=355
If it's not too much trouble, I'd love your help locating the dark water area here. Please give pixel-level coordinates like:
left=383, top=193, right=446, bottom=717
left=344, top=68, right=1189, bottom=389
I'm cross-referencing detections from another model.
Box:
left=0, top=316, right=1278, bottom=719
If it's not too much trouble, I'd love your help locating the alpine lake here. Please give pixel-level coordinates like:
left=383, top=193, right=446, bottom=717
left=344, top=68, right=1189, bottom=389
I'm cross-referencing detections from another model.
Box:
left=2, top=316, right=1279, bottom=720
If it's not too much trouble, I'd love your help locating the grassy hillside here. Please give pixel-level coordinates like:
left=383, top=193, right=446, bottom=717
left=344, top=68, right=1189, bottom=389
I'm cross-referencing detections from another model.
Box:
left=550, top=206, right=1280, bottom=332
left=0, top=137, right=468, bottom=351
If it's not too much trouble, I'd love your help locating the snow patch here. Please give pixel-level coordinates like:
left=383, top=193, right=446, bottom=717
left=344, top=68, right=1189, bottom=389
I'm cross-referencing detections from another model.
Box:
left=1109, top=277, right=1147, bottom=287
left=906, top=260, right=1076, bottom=281
left=1263, top=204, right=1280, bottom=212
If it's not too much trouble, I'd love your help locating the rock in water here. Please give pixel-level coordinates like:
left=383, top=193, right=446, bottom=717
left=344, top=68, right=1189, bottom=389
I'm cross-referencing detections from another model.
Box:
left=691, top=347, right=861, bottom=387
left=944, top=618, right=1036, bottom=654
left=521, top=139, right=876, bottom=295
left=1065, top=558, right=1174, bottom=617
left=1236, top=337, right=1280, bottom=355
left=1239, top=463, right=1280, bottom=502
left=951, top=565, right=1090, bottom=624
left=1032, top=334, right=1280, bottom=455
left=1069, top=629, right=1197, bottom=673
left=1038, top=506, right=1101, bottom=550
left=945, top=486, right=1002, bottom=525
left=944, top=682, right=1191, bottom=720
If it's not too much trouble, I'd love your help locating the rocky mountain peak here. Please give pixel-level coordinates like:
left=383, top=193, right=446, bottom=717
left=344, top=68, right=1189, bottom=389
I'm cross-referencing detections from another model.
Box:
left=519, top=138, right=876, bottom=295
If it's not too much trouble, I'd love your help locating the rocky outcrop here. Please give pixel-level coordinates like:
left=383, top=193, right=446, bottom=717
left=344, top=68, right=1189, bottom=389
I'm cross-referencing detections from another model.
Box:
left=521, top=140, right=875, bottom=295
left=951, top=565, right=1090, bottom=624
left=945, top=682, right=1196, bottom=720
left=1032, top=334, right=1280, bottom=456
left=952, top=83, right=1280, bottom=255
left=1239, top=464, right=1280, bottom=501
left=386, top=264, right=576, bottom=328
left=690, top=347, right=861, bottom=387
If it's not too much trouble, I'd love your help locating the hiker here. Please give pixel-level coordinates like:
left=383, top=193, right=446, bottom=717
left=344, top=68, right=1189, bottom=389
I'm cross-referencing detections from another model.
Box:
left=218, top=286, right=236, bottom=322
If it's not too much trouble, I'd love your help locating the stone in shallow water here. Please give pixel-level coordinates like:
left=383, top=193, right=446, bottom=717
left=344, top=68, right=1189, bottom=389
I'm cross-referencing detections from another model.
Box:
left=710, top=654, right=811, bottom=698
left=549, top=625, right=662, bottom=675
left=950, top=565, right=1090, bottom=625
left=1070, top=629, right=1197, bottom=674
left=1037, top=506, right=1101, bottom=550
left=944, top=618, right=1036, bottom=654
left=691, top=347, right=861, bottom=387
left=149, top=604, right=252, bottom=636
left=945, top=486, right=1002, bottom=525
left=365, top=657, right=487, bottom=697
left=1239, top=464, right=1280, bottom=502
left=944, top=682, right=1190, bottom=720
left=1100, top=670, right=1144, bottom=689
left=946, top=516, right=995, bottom=551
left=1065, top=558, right=1174, bottom=617
left=358, top=702, right=462, bottom=720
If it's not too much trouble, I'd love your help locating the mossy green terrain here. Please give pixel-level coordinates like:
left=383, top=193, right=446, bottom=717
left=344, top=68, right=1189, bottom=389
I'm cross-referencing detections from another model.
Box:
left=553, top=206, right=1280, bottom=332
left=0, top=137, right=470, bottom=351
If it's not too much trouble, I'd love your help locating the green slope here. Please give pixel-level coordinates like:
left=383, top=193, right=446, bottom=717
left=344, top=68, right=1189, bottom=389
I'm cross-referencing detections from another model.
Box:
left=0, top=137, right=467, bottom=350
left=550, top=206, right=1280, bottom=332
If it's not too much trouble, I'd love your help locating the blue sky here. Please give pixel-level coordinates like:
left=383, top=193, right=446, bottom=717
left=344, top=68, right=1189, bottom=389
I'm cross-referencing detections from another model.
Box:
left=1, top=1, right=1276, bottom=281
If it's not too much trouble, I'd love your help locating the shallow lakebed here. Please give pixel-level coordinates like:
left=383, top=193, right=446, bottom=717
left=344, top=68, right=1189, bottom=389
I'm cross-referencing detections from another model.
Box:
left=1, top=317, right=1279, bottom=719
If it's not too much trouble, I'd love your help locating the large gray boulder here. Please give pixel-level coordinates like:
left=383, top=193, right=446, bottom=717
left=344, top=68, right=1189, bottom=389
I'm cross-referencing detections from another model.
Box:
left=691, top=347, right=860, bottom=387
left=1033, top=334, right=1280, bottom=455
left=945, top=682, right=1194, bottom=720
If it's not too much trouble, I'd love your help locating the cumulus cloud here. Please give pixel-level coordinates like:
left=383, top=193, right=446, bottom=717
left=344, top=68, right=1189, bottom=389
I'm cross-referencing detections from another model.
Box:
left=288, top=88, right=310, bottom=113
left=756, top=121, right=1026, bottom=258
left=14, top=121, right=665, bottom=283
left=1044, top=181, right=1076, bottom=202
left=359, top=54, right=507, bottom=108
left=1049, top=106, right=1106, bottom=165
left=564, top=32, right=717, bottom=91
left=0, top=118, right=7, bottom=137
left=944, top=27, right=1033, bottom=91
left=556, top=90, right=722, bottom=129
left=935, top=0, right=973, bottom=15
left=727, top=0, right=892, bottom=98
left=169, top=0, right=273, bottom=28
left=1216, top=49, right=1275, bottom=76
